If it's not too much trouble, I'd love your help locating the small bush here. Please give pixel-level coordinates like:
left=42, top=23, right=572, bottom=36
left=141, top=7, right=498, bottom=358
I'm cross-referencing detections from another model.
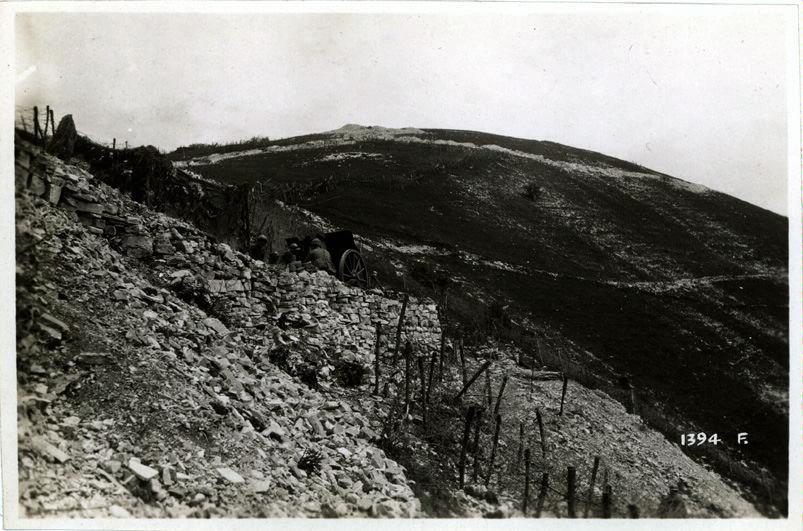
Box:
left=333, top=359, right=369, bottom=387
left=522, top=182, right=542, bottom=201
left=297, top=449, right=323, bottom=475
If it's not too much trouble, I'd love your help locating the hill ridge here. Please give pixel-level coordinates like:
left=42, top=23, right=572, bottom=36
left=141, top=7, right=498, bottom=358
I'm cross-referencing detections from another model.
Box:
left=14, top=135, right=766, bottom=518
left=176, top=124, right=788, bottom=512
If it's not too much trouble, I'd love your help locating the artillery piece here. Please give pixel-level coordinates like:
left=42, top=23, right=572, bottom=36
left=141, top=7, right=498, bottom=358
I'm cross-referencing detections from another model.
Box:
left=285, top=230, right=369, bottom=288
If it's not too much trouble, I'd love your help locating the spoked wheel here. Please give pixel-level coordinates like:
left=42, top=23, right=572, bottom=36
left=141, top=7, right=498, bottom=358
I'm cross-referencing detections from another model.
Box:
left=339, top=249, right=369, bottom=288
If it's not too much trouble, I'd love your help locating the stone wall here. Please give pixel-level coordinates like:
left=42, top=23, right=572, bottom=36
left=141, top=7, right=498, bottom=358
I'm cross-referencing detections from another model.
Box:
left=18, top=124, right=331, bottom=258
left=60, top=132, right=254, bottom=251
left=15, top=136, right=442, bottom=374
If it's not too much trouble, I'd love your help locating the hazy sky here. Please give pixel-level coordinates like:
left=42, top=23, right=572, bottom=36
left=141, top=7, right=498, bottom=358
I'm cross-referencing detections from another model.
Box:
left=15, top=7, right=792, bottom=214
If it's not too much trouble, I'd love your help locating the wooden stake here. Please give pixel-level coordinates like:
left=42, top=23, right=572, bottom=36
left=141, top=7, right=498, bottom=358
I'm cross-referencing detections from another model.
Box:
left=403, top=341, right=412, bottom=412
left=44, top=105, right=50, bottom=141
left=458, top=406, right=475, bottom=488
left=33, top=106, right=41, bottom=142
left=49, top=108, right=55, bottom=136
left=567, top=466, right=577, bottom=518
left=426, top=348, right=437, bottom=406
left=583, top=456, right=600, bottom=518
left=602, top=485, right=612, bottom=518
left=437, top=318, right=446, bottom=382
left=417, top=356, right=427, bottom=431
left=373, top=323, right=381, bottom=395
left=485, top=413, right=501, bottom=487
left=113, top=138, right=116, bottom=151
left=535, top=472, right=549, bottom=517
left=393, top=293, right=409, bottom=364
left=522, top=448, right=531, bottom=515
left=454, top=360, right=492, bottom=401
left=559, top=374, right=569, bottom=416
left=536, top=408, right=547, bottom=459
left=459, top=338, right=467, bottom=385
left=485, top=368, right=493, bottom=407
left=516, top=422, right=524, bottom=469
left=471, top=408, right=483, bottom=482
left=493, top=375, right=508, bottom=417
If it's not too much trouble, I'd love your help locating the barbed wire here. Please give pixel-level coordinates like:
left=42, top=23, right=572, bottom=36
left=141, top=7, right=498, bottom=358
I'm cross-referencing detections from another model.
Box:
left=15, top=104, right=129, bottom=149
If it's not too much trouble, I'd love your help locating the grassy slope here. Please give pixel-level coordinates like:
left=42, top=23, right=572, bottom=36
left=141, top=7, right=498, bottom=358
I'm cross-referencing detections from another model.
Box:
left=184, top=129, right=788, bottom=496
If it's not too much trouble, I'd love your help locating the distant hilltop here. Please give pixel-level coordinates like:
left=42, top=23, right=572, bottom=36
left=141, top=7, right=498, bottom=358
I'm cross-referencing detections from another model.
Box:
left=326, top=123, right=427, bottom=139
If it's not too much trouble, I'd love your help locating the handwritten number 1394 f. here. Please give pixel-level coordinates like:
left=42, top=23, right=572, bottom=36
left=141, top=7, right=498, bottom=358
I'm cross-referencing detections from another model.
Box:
left=681, top=433, right=720, bottom=446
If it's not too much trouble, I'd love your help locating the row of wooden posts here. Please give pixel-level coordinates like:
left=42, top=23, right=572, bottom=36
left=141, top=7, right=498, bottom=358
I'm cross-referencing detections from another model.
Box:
left=519, top=453, right=624, bottom=518
left=28, top=105, right=56, bottom=146
left=23, top=105, right=128, bottom=150
left=369, top=292, right=639, bottom=518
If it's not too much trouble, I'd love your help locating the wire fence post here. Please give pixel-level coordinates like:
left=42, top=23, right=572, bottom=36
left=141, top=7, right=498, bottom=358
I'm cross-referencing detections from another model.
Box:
left=485, top=368, right=493, bottom=407
left=426, top=347, right=437, bottom=407
left=373, top=323, right=381, bottom=395
left=627, top=504, right=639, bottom=518
left=536, top=408, right=547, bottom=459
left=417, top=356, right=427, bottom=431
left=567, top=466, right=577, bottom=518
left=393, top=293, right=409, bottom=364
left=403, top=341, right=412, bottom=413
left=535, top=472, right=549, bottom=517
left=493, top=375, right=508, bottom=417
left=33, top=106, right=41, bottom=143
left=454, top=360, right=492, bottom=401
left=437, top=313, right=447, bottom=382
left=458, top=406, right=476, bottom=489
left=522, top=448, right=531, bottom=515
left=485, top=413, right=502, bottom=487
left=583, top=456, right=600, bottom=518
left=43, top=105, right=51, bottom=143
left=459, top=337, right=467, bottom=385
left=602, top=485, right=612, bottom=518
left=471, top=408, right=484, bottom=483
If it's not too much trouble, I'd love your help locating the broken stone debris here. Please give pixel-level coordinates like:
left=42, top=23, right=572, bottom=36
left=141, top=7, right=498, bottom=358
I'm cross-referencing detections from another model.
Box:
left=13, top=137, right=432, bottom=518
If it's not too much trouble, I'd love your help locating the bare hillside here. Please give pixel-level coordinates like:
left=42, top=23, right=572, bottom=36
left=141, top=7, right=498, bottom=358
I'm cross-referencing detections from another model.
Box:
left=15, top=136, right=766, bottom=518
left=173, top=125, right=788, bottom=512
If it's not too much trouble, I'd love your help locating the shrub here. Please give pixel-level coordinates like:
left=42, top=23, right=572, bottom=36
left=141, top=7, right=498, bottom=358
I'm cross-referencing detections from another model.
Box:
left=522, top=182, right=542, bottom=201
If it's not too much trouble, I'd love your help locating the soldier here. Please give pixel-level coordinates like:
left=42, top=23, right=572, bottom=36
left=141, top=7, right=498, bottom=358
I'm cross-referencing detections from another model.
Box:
left=308, top=238, right=335, bottom=273
left=249, top=234, right=269, bottom=261
left=279, top=242, right=301, bottom=265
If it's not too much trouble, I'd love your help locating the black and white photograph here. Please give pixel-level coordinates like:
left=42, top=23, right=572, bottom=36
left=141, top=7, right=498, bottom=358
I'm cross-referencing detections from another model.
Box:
left=2, top=1, right=801, bottom=528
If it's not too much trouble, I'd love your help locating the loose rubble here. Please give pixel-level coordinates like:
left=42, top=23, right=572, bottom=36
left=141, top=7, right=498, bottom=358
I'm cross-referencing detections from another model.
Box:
left=14, top=135, right=764, bottom=519
left=15, top=138, right=427, bottom=517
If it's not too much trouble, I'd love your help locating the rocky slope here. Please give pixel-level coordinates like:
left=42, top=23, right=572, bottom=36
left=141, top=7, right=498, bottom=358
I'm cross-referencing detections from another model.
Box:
left=14, top=136, right=766, bottom=518
left=173, top=125, right=788, bottom=510
left=15, top=141, right=423, bottom=518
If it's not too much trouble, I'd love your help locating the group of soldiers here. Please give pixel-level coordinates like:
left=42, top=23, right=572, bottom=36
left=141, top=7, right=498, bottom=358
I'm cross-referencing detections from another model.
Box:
left=249, top=234, right=335, bottom=274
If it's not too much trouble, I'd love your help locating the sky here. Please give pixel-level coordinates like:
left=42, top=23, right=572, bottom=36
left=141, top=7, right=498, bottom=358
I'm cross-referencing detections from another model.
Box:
left=15, top=7, right=793, bottom=214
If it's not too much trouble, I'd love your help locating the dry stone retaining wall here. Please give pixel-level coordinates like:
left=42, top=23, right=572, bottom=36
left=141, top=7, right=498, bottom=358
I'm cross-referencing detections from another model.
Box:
left=15, top=137, right=442, bottom=372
